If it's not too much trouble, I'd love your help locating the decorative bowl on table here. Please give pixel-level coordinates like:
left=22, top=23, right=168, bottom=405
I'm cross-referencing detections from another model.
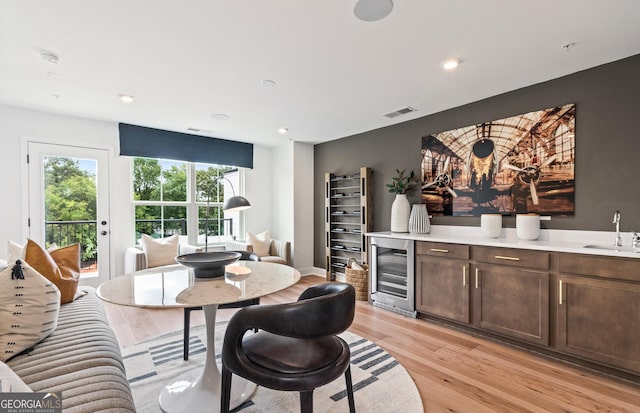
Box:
left=175, top=251, right=242, bottom=278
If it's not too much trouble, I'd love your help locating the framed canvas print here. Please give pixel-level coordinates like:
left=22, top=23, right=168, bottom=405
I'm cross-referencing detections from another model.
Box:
left=420, top=104, right=575, bottom=216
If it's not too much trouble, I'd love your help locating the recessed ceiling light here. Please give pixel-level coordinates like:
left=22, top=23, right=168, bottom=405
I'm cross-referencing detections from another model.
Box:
left=278, top=127, right=289, bottom=134
left=118, top=94, right=135, bottom=103
left=443, top=59, right=460, bottom=70
left=262, top=79, right=276, bottom=87
left=211, top=113, right=230, bottom=120
left=40, top=50, right=60, bottom=64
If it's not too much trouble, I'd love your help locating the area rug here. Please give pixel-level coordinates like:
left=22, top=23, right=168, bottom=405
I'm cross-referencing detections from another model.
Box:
left=121, top=321, right=423, bottom=413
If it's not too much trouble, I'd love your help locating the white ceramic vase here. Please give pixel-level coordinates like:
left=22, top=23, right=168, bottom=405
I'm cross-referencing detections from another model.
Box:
left=390, top=194, right=411, bottom=232
left=480, top=214, right=502, bottom=238
left=516, top=214, right=541, bottom=240
left=409, top=204, right=431, bottom=234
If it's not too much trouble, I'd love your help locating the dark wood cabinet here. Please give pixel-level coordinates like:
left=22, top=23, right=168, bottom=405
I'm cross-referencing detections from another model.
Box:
left=472, top=262, right=549, bottom=346
left=557, top=253, right=640, bottom=374
left=414, top=240, right=640, bottom=378
left=416, top=252, right=470, bottom=323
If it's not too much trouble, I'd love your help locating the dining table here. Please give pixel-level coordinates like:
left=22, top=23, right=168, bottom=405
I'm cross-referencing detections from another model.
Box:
left=97, top=260, right=301, bottom=413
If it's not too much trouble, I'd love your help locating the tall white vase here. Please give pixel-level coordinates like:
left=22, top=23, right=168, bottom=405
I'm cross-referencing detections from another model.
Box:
left=409, top=204, right=431, bottom=234
left=390, top=194, right=411, bottom=232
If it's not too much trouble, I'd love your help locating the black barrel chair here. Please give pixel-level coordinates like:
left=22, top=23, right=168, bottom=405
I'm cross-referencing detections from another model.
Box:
left=221, top=282, right=356, bottom=413
left=183, top=250, right=260, bottom=360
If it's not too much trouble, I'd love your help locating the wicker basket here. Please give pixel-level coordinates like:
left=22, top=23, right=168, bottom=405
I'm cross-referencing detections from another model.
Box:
left=345, top=258, right=369, bottom=301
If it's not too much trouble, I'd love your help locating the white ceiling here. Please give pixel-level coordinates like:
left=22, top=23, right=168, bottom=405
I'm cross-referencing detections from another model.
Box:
left=2, top=1, right=640, bottom=147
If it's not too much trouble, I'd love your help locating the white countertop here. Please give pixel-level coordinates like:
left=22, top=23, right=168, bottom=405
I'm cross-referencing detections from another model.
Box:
left=366, top=226, right=640, bottom=259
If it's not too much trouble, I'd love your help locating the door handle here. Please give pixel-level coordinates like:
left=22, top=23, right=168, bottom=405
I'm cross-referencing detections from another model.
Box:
left=495, top=255, right=520, bottom=261
left=475, top=268, right=479, bottom=289
left=100, top=231, right=107, bottom=236
left=463, top=266, right=466, bottom=286
left=559, top=280, right=563, bottom=305
left=430, top=248, right=449, bottom=253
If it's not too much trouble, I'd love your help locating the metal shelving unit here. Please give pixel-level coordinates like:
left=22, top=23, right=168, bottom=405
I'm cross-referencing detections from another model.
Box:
left=325, top=167, right=372, bottom=281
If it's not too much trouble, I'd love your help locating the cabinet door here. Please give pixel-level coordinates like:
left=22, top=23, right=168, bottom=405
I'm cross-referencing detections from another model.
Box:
left=416, top=255, right=469, bottom=323
left=557, top=274, right=640, bottom=374
left=473, top=263, right=549, bottom=346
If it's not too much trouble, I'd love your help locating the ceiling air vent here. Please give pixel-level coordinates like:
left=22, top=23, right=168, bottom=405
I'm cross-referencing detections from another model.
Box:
left=383, top=106, right=417, bottom=119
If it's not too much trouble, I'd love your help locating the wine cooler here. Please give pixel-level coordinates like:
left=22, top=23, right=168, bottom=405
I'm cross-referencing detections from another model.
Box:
left=370, top=237, right=416, bottom=317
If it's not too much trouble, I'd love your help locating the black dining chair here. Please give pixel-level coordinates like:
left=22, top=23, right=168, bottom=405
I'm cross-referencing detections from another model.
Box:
left=182, top=250, right=260, bottom=361
left=220, top=282, right=356, bottom=413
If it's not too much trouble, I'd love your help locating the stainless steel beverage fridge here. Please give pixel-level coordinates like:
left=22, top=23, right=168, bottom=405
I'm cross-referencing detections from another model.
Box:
left=370, top=236, right=416, bottom=317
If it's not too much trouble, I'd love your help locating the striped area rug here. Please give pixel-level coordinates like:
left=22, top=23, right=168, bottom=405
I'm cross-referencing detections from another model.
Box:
left=121, top=321, right=423, bottom=413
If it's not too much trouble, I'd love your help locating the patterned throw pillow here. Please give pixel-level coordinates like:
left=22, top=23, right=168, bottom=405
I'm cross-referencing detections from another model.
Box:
left=24, top=240, right=81, bottom=305
left=246, top=230, right=271, bottom=257
left=0, top=260, right=60, bottom=362
left=140, top=234, right=180, bottom=268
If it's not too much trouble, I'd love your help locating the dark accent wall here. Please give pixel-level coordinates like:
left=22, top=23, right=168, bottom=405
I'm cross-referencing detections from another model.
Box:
left=314, top=54, right=640, bottom=268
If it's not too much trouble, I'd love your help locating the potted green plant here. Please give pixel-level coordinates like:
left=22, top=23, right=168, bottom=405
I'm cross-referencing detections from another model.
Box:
left=387, top=169, right=419, bottom=232
left=386, top=169, right=419, bottom=194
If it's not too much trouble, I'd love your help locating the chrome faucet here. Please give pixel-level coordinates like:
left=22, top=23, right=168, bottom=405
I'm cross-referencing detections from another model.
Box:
left=612, top=211, right=622, bottom=247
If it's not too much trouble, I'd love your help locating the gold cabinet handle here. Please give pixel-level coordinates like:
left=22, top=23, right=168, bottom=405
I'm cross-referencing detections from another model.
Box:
left=559, top=280, right=563, bottom=305
left=495, top=255, right=520, bottom=261
left=475, top=268, right=479, bottom=289
left=463, top=266, right=466, bottom=286
left=430, top=248, right=449, bottom=253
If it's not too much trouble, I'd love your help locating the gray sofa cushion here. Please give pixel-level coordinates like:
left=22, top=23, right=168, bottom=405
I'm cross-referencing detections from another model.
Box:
left=6, top=287, right=135, bottom=412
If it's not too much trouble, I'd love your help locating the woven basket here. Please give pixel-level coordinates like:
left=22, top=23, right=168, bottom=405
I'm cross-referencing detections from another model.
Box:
left=345, top=258, right=369, bottom=301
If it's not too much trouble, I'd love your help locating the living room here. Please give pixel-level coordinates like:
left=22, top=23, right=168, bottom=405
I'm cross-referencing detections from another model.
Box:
left=2, top=1, right=640, bottom=412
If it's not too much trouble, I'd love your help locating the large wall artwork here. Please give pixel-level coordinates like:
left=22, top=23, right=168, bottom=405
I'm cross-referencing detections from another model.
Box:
left=420, top=104, right=575, bottom=216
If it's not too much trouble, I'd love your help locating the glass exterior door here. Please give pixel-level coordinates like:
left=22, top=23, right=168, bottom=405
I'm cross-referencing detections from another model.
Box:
left=28, top=142, right=110, bottom=287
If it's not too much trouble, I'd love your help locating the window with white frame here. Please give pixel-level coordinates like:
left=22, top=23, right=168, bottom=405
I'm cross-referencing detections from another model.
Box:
left=131, top=157, right=243, bottom=247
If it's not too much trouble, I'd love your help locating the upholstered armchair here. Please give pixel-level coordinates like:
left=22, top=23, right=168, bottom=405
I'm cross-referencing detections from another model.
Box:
left=124, top=235, right=203, bottom=274
left=225, top=239, right=291, bottom=266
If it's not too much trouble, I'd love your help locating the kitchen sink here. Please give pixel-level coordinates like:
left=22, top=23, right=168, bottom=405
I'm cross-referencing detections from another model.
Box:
left=583, top=244, right=638, bottom=252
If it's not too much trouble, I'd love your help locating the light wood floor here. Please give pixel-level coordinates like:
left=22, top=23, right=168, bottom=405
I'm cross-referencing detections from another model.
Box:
left=103, top=275, right=640, bottom=412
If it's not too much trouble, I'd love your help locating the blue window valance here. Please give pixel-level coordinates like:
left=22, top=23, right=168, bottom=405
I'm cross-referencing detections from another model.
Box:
left=118, top=123, right=253, bottom=169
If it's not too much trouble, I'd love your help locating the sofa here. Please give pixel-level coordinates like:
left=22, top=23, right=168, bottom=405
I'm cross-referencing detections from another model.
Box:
left=1, top=257, right=136, bottom=412
left=226, top=239, right=291, bottom=266
left=124, top=242, right=201, bottom=274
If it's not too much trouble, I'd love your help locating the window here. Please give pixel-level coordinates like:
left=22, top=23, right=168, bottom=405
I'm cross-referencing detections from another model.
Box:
left=131, top=157, right=243, bottom=246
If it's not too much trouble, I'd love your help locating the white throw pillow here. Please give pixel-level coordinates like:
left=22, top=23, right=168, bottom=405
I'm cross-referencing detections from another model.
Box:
left=0, top=361, right=32, bottom=392
left=0, top=260, right=61, bottom=362
left=246, top=230, right=271, bottom=257
left=7, top=240, right=25, bottom=263
left=140, top=234, right=180, bottom=268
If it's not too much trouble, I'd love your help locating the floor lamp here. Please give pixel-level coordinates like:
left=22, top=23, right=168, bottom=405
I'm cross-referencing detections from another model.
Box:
left=204, top=176, right=251, bottom=252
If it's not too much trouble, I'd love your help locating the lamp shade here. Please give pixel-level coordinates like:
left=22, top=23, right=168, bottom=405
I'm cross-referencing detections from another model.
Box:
left=223, top=195, right=251, bottom=212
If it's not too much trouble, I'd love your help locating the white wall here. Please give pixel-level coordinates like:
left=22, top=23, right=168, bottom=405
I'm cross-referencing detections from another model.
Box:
left=293, top=142, right=314, bottom=274
left=243, top=144, right=273, bottom=240
left=271, top=142, right=294, bottom=243
left=0, top=104, right=274, bottom=276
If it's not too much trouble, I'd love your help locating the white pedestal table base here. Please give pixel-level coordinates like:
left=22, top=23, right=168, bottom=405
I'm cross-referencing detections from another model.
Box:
left=158, top=305, right=257, bottom=412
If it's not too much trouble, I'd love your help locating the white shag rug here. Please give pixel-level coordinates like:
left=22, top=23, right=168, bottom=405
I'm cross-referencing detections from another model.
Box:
left=121, top=322, right=423, bottom=413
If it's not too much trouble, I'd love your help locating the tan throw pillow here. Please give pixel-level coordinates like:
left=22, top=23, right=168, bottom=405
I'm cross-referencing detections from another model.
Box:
left=24, top=240, right=81, bottom=305
left=141, top=234, right=180, bottom=268
left=1, top=361, right=32, bottom=392
left=0, top=260, right=60, bottom=362
left=246, top=230, right=271, bottom=257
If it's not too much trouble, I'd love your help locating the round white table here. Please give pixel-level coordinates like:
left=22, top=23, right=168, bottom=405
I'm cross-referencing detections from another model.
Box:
left=97, top=260, right=301, bottom=413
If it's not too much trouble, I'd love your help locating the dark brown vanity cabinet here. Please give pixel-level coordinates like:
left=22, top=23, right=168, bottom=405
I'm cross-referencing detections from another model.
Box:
left=416, top=242, right=470, bottom=323
left=557, top=253, right=640, bottom=374
left=471, top=247, right=550, bottom=346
